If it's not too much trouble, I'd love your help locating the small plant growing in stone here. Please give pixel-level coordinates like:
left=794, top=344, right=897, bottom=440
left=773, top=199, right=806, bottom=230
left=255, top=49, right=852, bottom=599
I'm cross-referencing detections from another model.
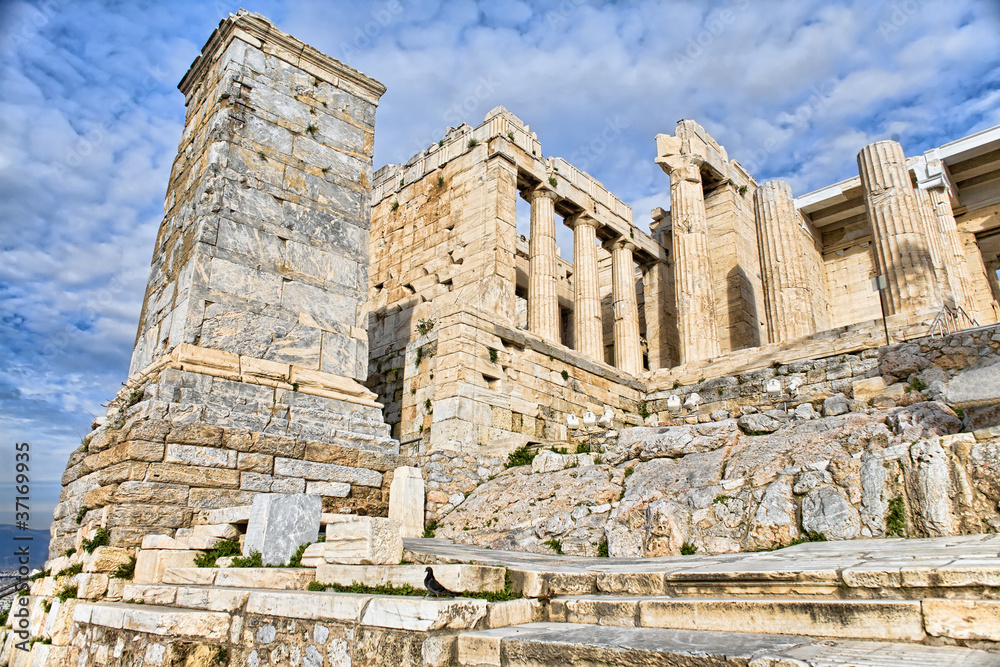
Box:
left=80, top=434, right=92, bottom=452
left=561, top=370, right=569, bottom=381
left=680, top=542, right=698, bottom=555
left=321, top=166, right=329, bottom=174
left=258, top=151, right=267, bottom=160
left=548, top=176, right=557, bottom=187
left=713, top=494, right=731, bottom=505
left=82, top=527, right=110, bottom=553
left=638, top=401, right=651, bottom=419
left=57, top=563, right=82, bottom=577
left=64, top=548, right=76, bottom=558
left=55, top=585, right=78, bottom=602
left=288, top=542, right=310, bottom=567
left=597, top=538, right=609, bottom=557
left=390, top=200, right=399, bottom=211
left=231, top=551, right=264, bottom=568
left=29, top=569, right=50, bottom=582
left=467, top=137, right=479, bottom=148
left=624, top=466, right=634, bottom=478
left=576, top=443, right=591, bottom=454
left=193, top=539, right=241, bottom=568
left=906, top=378, right=928, bottom=393
left=507, top=131, right=515, bottom=141
left=504, top=445, right=537, bottom=469
left=399, top=178, right=405, bottom=187
left=738, top=184, right=748, bottom=195
left=305, top=123, right=318, bottom=136
left=113, top=556, right=136, bottom=580
left=437, top=175, right=445, bottom=187
left=886, top=496, right=906, bottom=537
left=41, top=600, right=50, bottom=613
left=673, top=381, right=680, bottom=389
left=424, top=399, right=433, bottom=414
left=954, top=406, right=965, bottom=420
left=593, top=455, right=602, bottom=464
left=414, top=346, right=424, bottom=367
left=216, top=647, right=229, bottom=664
left=544, top=538, right=563, bottom=554
left=416, top=318, right=435, bottom=335
left=422, top=519, right=439, bottom=538
left=488, top=347, right=499, bottom=363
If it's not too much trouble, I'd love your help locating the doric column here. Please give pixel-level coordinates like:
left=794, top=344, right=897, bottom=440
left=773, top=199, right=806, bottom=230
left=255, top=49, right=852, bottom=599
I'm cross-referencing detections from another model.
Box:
left=753, top=180, right=816, bottom=343
left=914, top=187, right=947, bottom=294
left=570, top=214, right=603, bottom=360
left=857, top=140, right=941, bottom=316
left=927, top=187, right=977, bottom=318
left=611, top=240, right=642, bottom=375
left=527, top=184, right=559, bottom=342
left=658, top=155, right=720, bottom=363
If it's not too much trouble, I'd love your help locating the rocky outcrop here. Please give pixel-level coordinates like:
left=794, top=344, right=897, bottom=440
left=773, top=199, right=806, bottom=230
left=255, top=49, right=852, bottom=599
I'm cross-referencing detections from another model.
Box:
left=436, top=401, right=1000, bottom=557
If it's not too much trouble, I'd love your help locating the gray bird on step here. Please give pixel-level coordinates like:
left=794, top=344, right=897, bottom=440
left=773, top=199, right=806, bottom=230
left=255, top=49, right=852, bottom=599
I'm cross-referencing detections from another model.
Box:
left=424, top=567, right=455, bottom=599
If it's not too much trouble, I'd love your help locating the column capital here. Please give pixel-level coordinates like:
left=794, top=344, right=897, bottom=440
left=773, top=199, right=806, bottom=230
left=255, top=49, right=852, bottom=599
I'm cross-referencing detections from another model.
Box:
left=655, top=154, right=703, bottom=181
left=613, top=239, right=637, bottom=253
left=568, top=212, right=599, bottom=230
left=528, top=183, right=558, bottom=202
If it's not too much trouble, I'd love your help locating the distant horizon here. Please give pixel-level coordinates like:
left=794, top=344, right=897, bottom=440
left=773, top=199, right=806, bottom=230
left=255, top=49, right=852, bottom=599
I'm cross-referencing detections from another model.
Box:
left=2, top=1, right=999, bottom=529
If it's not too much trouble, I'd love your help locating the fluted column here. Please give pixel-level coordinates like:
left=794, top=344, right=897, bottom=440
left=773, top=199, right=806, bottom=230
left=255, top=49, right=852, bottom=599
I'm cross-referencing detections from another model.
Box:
left=914, top=187, right=947, bottom=294
left=611, top=240, right=642, bottom=375
left=571, top=214, right=603, bottom=360
left=857, top=140, right=941, bottom=316
left=527, top=185, right=559, bottom=342
left=754, top=180, right=816, bottom=343
left=928, top=187, right=977, bottom=318
left=658, top=155, right=720, bottom=363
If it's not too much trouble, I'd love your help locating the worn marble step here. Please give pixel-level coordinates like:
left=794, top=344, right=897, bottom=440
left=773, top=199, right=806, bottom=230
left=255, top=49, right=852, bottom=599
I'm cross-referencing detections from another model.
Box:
left=457, top=623, right=1000, bottom=667
left=548, top=594, right=1000, bottom=643
left=406, top=535, right=1000, bottom=600
left=119, top=584, right=536, bottom=631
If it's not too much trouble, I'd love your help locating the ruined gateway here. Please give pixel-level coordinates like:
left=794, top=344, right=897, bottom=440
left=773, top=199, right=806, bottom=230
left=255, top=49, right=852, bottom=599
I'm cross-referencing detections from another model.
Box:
left=6, top=10, right=1000, bottom=667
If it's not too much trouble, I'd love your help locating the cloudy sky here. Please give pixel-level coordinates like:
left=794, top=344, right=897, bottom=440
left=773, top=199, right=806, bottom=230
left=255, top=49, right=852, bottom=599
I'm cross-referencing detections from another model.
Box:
left=1, top=0, right=998, bottom=527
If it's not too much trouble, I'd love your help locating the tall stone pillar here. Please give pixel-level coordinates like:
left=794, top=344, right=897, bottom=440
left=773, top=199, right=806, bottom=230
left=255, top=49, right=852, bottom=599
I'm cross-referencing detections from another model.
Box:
left=527, top=185, right=560, bottom=342
left=914, top=188, right=947, bottom=293
left=857, top=140, right=941, bottom=316
left=658, top=156, right=721, bottom=363
left=570, top=214, right=603, bottom=360
left=753, top=181, right=816, bottom=343
left=928, top=187, right=977, bottom=318
left=611, top=240, right=642, bottom=375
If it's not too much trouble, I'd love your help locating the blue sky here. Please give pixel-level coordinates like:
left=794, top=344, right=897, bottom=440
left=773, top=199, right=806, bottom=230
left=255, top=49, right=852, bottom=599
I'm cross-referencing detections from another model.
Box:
left=1, top=0, right=998, bottom=527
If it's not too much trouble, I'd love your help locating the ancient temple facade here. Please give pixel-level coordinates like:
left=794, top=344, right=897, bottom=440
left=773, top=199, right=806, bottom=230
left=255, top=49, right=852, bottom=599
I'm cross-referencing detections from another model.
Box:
left=367, top=110, right=1000, bottom=460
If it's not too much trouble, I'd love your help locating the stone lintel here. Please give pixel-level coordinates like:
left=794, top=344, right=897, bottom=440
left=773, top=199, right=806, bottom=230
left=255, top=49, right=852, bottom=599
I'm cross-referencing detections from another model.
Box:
left=178, top=10, right=386, bottom=104
left=119, top=342, right=382, bottom=409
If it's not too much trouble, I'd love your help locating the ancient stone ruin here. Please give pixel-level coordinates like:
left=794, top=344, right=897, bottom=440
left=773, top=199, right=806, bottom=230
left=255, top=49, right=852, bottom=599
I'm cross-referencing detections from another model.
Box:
left=5, top=9, right=1000, bottom=667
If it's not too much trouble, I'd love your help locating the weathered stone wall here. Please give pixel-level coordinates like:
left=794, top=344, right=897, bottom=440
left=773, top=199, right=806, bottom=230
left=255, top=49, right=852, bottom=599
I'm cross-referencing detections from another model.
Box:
left=130, top=12, right=382, bottom=382
left=51, top=394, right=409, bottom=559
left=436, top=324, right=1000, bottom=557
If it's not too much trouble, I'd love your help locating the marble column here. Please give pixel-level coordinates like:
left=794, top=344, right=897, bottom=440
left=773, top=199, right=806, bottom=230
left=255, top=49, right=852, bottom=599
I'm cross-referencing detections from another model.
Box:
left=857, top=140, right=941, bottom=316
left=914, top=187, right=947, bottom=295
left=928, top=187, right=977, bottom=319
left=611, top=240, right=642, bottom=375
left=570, top=214, right=603, bottom=361
left=753, top=180, right=816, bottom=343
left=658, top=155, right=721, bottom=363
left=527, top=184, right=559, bottom=342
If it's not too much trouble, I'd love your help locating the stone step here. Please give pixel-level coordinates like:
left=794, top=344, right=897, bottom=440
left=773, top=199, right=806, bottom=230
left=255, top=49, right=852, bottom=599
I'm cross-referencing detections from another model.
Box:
left=114, top=587, right=497, bottom=632
left=162, top=566, right=315, bottom=589
left=405, top=536, right=1000, bottom=600
left=456, top=623, right=1000, bottom=667
left=548, top=595, right=1000, bottom=643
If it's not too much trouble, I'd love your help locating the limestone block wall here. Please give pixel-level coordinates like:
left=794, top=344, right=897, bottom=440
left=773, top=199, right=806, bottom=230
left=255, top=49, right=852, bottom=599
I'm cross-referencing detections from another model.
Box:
left=50, top=380, right=410, bottom=559
left=130, top=12, right=383, bottom=383
left=703, top=178, right=766, bottom=352
left=824, top=244, right=883, bottom=329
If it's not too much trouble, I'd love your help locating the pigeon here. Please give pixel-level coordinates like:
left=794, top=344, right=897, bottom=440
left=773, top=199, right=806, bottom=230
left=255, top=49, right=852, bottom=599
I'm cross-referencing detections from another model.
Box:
left=424, top=566, right=455, bottom=599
